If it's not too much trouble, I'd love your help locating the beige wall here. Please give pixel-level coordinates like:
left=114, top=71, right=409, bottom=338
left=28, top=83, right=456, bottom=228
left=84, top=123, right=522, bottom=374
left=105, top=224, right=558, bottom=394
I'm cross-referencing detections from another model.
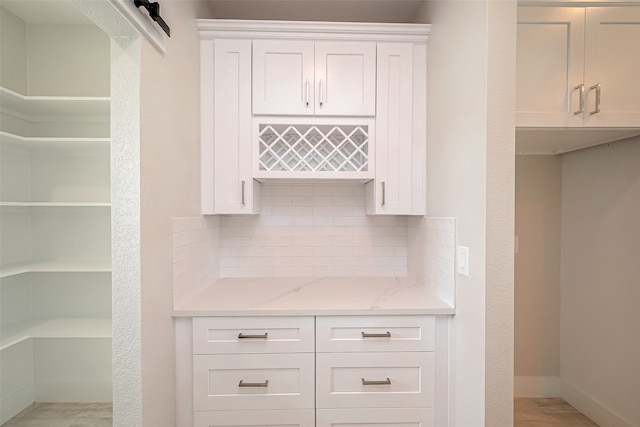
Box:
left=416, top=1, right=516, bottom=425
left=560, top=137, right=640, bottom=426
left=27, top=24, right=109, bottom=96
left=514, top=155, right=561, bottom=379
left=138, top=2, right=212, bottom=425
left=0, top=7, right=27, bottom=93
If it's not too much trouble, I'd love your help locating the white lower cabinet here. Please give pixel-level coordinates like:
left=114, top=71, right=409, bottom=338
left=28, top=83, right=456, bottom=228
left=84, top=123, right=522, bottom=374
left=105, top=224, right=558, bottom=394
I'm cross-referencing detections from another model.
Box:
left=316, top=408, right=434, bottom=427
left=193, top=353, right=315, bottom=411
left=191, top=315, right=444, bottom=426
left=195, top=409, right=315, bottom=427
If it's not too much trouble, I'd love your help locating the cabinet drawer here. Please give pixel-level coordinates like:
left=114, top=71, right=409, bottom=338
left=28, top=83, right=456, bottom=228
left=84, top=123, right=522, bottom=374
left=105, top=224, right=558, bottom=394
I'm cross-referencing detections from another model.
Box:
left=193, top=353, right=314, bottom=410
left=316, top=352, right=434, bottom=408
left=316, top=315, right=434, bottom=352
left=193, top=316, right=314, bottom=354
left=316, top=408, right=434, bottom=427
left=195, top=409, right=315, bottom=427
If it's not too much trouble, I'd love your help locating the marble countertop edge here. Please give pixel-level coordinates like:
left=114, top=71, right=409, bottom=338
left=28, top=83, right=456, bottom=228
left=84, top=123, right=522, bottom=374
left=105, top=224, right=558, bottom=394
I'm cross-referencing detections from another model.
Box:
left=172, top=276, right=455, bottom=317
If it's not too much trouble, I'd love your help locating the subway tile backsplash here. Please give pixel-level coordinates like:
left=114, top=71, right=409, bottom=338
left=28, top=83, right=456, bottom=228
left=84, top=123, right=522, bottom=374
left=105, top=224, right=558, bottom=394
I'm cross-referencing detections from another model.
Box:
left=171, top=182, right=455, bottom=305
left=219, top=182, right=408, bottom=278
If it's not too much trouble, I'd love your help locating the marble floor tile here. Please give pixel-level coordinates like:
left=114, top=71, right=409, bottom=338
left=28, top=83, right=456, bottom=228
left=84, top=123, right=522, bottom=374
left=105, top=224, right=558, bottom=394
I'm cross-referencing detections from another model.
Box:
left=515, top=398, right=599, bottom=426
left=2, top=403, right=112, bottom=427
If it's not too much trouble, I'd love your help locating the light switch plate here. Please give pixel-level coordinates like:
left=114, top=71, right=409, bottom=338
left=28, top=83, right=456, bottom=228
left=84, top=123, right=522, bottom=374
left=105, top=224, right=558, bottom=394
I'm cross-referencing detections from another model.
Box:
left=457, top=246, right=470, bottom=277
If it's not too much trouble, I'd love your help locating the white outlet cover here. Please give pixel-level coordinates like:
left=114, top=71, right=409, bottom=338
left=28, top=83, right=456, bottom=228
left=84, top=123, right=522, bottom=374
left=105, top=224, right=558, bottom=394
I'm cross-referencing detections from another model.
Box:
left=457, top=246, right=470, bottom=277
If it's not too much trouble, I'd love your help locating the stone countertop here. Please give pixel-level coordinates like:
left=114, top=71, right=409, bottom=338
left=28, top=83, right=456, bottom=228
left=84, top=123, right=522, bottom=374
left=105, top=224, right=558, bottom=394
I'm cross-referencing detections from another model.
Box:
left=173, top=276, right=455, bottom=316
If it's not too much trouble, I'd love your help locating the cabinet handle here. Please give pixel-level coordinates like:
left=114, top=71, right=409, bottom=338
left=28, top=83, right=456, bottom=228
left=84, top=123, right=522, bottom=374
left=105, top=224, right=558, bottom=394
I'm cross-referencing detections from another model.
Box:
left=305, top=80, right=310, bottom=107
left=319, top=78, right=324, bottom=107
left=241, top=180, right=245, bottom=206
left=238, top=380, right=269, bottom=388
left=572, top=84, right=584, bottom=115
left=361, top=377, right=391, bottom=386
left=381, top=181, right=386, bottom=206
left=238, top=332, right=268, bottom=339
left=361, top=331, right=392, bottom=338
left=589, top=83, right=601, bottom=115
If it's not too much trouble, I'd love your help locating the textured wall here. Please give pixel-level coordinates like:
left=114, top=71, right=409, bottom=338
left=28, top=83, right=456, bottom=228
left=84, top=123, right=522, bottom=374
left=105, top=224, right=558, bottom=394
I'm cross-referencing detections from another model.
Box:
left=416, top=0, right=516, bottom=425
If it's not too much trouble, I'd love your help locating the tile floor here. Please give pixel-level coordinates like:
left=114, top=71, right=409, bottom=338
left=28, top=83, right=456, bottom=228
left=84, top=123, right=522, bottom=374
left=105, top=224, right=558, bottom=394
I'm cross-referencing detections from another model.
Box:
left=515, top=398, right=599, bottom=426
left=3, top=398, right=597, bottom=426
left=2, top=403, right=112, bottom=427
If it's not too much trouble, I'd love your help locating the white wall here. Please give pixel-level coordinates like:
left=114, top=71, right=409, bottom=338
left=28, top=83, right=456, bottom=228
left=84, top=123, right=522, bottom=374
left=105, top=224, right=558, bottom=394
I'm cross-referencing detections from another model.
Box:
left=560, top=137, right=640, bottom=427
left=514, top=155, right=562, bottom=396
left=27, top=24, right=109, bottom=96
left=0, top=7, right=27, bottom=93
left=137, top=2, right=213, bottom=426
left=415, top=1, right=516, bottom=425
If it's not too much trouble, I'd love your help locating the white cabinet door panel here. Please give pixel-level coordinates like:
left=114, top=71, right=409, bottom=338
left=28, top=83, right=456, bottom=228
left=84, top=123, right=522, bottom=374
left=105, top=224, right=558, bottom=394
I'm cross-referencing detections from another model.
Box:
left=193, top=316, right=315, bottom=354
left=202, top=38, right=259, bottom=214
left=516, top=7, right=585, bottom=127
left=368, top=42, right=414, bottom=215
left=316, top=315, right=435, bottom=353
left=253, top=40, right=315, bottom=116
left=316, top=408, right=435, bottom=427
left=584, top=7, right=640, bottom=127
left=195, top=409, right=315, bottom=427
left=193, top=353, right=315, bottom=410
left=316, top=352, right=434, bottom=409
left=315, top=42, right=376, bottom=116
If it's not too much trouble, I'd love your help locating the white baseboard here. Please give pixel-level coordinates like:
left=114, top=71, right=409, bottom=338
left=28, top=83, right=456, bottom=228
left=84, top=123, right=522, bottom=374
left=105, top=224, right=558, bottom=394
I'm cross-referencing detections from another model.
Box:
left=514, top=376, right=562, bottom=397
left=1, top=382, right=34, bottom=424
left=562, top=381, right=636, bottom=427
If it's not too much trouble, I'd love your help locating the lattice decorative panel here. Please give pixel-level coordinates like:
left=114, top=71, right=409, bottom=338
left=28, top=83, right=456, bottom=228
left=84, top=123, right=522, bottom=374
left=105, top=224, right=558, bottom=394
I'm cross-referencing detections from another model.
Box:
left=258, top=124, right=369, bottom=172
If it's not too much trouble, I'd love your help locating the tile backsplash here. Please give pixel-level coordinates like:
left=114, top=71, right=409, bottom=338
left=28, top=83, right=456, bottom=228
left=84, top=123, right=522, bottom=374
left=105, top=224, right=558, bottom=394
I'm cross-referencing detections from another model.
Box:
left=172, top=182, right=455, bottom=306
left=219, top=182, right=408, bottom=277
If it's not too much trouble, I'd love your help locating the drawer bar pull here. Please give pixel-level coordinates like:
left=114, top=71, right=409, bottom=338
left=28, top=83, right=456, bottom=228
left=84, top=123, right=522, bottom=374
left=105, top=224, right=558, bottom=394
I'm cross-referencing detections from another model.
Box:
left=237, top=332, right=268, bottom=339
left=361, top=331, right=391, bottom=338
left=361, top=377, right=391, bottom=386
left=238, top=379, right=269, bottom=388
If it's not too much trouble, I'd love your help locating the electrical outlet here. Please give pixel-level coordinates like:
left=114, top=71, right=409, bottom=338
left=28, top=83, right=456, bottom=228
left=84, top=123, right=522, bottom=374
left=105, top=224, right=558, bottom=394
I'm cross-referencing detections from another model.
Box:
left=457, top=246, right=470, bottom=277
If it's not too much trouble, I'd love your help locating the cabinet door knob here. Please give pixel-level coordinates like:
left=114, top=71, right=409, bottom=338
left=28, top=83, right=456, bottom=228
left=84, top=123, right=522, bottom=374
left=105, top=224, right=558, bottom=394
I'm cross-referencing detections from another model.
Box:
left=572, top=84, right=584, bottom=115
left=362, top=331, right=391, bottom=338
left=241, top=180, right=246, bottom=206
left=305, top=80, right=310, bottom=107
left=381, top=181, right=386, bottom=206
left=361, top=377, right=391, bottom=386
left=238, top=379, right=269, bottom=388
left=238, top=332, right=268, bottom=339
left=589, top=83, right=601, bottom=115
left=319, top=78, right=324, bottom=107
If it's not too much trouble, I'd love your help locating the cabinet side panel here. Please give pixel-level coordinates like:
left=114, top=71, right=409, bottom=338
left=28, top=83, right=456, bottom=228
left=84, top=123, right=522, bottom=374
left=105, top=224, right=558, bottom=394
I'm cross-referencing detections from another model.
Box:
left=201, top=40, right=215, bottom=214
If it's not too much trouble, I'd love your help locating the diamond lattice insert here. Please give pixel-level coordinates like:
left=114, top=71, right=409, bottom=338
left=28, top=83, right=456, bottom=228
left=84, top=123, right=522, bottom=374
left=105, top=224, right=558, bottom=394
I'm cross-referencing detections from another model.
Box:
left=258, top=124, right=369, bottom=172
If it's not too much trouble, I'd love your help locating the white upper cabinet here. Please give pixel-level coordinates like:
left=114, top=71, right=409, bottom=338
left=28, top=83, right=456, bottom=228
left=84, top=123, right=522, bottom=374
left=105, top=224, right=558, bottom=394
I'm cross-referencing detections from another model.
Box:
left=201, top=38, right=260, bottom=215
left=367, top=42, right=426, bottom=215
left=253, top=40, right=376, bottom=116
left=517, top=6, right=640, bottom=128
left=199, top=20, right=429, bottom=215
left=584, top=7, right=640, bottom=127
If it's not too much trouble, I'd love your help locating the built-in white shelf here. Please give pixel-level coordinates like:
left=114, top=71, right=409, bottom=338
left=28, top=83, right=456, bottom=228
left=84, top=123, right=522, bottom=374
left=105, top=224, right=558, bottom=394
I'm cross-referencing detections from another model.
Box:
left=0, top=202, right=110, bottom=207
left=0, top=86, right=109, bottom=118
left=0, top=260, right=112, bottom=278
left=0, top=131, right=110, bottom=149
left=0, top=317, right=112, bottom=351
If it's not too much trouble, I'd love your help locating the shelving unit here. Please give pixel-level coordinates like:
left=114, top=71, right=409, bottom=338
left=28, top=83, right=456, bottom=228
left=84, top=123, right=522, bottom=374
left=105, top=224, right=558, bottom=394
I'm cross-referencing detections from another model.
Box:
left=0, top=81, right=112, bottom=421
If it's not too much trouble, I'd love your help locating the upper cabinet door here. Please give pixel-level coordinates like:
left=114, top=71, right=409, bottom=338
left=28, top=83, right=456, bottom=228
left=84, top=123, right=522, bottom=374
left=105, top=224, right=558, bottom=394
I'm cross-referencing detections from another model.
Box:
left=583, top=7, right=640, bottom=127
left=252, top=40, right=376, bottom=116
left=516, top=7, right=585, bottom=127
left=314, top=41, right=376, bottom=116
left=253, top=40, right=315, bottom=116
